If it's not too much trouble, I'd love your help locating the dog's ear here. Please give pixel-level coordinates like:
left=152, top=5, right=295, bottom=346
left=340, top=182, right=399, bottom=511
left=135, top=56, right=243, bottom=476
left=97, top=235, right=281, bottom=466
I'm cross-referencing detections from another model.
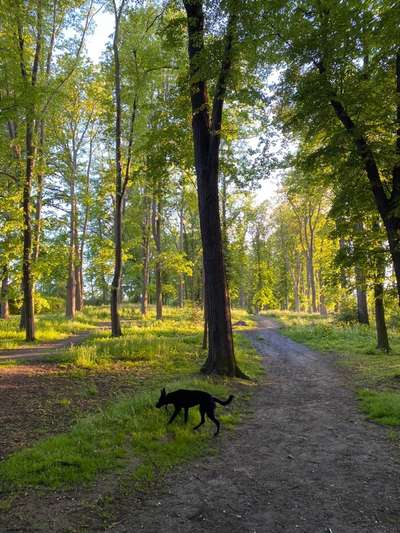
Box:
left=162, top=387, right=166, bottom=395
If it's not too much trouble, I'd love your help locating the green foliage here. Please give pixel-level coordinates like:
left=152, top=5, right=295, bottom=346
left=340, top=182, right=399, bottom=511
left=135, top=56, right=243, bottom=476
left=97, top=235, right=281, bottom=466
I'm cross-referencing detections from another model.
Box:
left=0, top=311, right=98, bottom=349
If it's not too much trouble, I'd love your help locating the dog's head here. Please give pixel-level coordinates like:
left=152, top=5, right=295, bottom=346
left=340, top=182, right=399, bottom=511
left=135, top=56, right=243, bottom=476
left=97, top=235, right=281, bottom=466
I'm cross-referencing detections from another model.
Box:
left=156, top=388, right=167, bottom=408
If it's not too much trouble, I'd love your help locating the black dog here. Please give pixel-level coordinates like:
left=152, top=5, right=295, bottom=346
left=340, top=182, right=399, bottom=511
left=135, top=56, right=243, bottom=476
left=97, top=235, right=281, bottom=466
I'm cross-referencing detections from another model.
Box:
left=155, top=388, right=234, bottom=436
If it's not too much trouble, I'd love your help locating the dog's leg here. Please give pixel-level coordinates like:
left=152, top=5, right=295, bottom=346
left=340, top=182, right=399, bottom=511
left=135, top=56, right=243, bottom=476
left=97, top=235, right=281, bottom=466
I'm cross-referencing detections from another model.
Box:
left=193, top=406, right=206, bottom=431
left=167, top=407, right=181, bottom=425
left=206, top=408, right=220, bottom=436
left=184, top=407, right=189, bottom=424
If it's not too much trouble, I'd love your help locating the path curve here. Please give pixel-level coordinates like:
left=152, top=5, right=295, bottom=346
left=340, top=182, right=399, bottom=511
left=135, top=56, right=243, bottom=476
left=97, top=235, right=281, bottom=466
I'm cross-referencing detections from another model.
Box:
left=111, top=318, right=400, bottom=532
left=0, top=322, right=113, bottom=361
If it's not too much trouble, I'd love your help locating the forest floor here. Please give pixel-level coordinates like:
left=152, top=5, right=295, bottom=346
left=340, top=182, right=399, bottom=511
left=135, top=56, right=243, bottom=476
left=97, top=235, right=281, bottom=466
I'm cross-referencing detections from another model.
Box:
left=1, top=317, right=400, bottom=531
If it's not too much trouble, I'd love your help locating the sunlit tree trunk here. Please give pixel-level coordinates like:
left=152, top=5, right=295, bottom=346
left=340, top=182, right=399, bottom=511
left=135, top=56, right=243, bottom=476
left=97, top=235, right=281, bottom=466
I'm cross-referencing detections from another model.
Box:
left=141, top=191, right=151, bottom=316
left=66, top=173, right=77, bottom=319
left=152, top=195, right=162, bottom=320
left=178, top=188, right=185, bottom=308
left=0, top=268, right=9, bottom=320
left=110, top=0, right=126, bottom=337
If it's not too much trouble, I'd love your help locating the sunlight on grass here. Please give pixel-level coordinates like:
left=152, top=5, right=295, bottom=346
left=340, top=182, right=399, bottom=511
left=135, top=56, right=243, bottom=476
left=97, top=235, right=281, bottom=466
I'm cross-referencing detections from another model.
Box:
left=0, top=311, right=101, bottom=349
left=0, top=379, right=242, bottom=490
left=0, top=305, right=262, bottom=490
left=49, top=306, right=261, bottom=378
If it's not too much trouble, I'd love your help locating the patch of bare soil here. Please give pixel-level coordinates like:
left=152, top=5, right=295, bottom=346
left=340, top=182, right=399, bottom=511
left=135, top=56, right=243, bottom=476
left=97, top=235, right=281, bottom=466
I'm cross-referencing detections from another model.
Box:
left=0, top=363, right=142, bottom=459
left=1, top=319, right=400, bottom=532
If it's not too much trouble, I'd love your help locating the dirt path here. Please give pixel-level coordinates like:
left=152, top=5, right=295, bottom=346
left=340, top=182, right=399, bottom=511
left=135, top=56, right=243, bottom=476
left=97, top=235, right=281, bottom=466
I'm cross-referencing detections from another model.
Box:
left=0, top=322, right=114, bottom=361
left=108, top=318, right=400, bottom=533
left=0, top=331, right=95, bottom=361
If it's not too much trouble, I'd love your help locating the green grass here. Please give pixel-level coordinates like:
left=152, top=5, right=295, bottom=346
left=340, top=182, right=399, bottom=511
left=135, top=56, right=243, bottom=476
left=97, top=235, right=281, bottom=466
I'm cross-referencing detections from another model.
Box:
left=49, top=306, right=261, bottom=376
left=0, top=310, right=102, bottom=349
left=264, top=310, right=400, bottom=431
left=0, top=306, right=262, bottom=491
left=0, top=378, right=247, bottom=490
left=358, top=389, right=400, bottom=426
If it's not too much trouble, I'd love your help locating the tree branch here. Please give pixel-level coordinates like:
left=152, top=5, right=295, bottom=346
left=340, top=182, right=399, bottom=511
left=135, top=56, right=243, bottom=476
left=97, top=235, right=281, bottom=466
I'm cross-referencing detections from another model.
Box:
left=316, top=59, right=388, bottom=217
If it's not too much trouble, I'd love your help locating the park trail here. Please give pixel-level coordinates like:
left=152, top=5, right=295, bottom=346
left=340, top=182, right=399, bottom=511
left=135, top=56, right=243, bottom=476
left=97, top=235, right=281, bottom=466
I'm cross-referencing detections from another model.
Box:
left=109, top=318, right=400, bottom=533
left=0, top=321, right=116, bottom=361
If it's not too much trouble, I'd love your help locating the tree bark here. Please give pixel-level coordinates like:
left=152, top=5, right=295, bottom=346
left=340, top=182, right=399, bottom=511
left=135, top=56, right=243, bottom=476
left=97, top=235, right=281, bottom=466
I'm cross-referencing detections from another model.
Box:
left=75, top=251, right=83, bottom=311
left=318, top=270, right=328, bottom=316
left=18, top=6, right=43, bottom=342
left=77, top=135, right=94, bottom=311
left=66, top=174, right=76, bottom=319
left=202, top=268, right=208, bottom=349
left=355, top=263, right=369, bottom=325
left=178, top=188, right=185, bottom=308
left=354, top=222, right=369, bottom=325
left=141, top=192, right=151, bottom=316
left=374, top=281, right=390, bottom=352
left=306, top=215, right=318, bottom=313
left=110, top=1, right=126, bottom=337
left=183, top=0, right=244, bottom=377
left=22, top=118, right=36, bottom=340
left=0, top=268, right=9, bottom=320
left=152, top=195, right=162, bottom=320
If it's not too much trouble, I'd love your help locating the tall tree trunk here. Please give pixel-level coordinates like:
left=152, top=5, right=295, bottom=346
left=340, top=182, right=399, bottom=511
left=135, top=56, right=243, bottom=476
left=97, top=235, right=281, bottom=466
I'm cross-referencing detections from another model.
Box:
left=354, top=223, right=369, bottom=325
left=23, top=118, right=36, bottom=341
left=307, top=221, right=317, bottom=312
left=318, top=270, right=327, bottom=316
left=183, top=0, right=243, bottom=376
left=355, top=263, right=369, bottom=325
left=110, top=2, right=125, bottom=337
left=339, top=238, right=348, bottom=288
left=308, top=253, right=317, bottom=312
left=75, top=265, right=82, bottom=311
left=66, top=177, right=76, bottom=319
left=178, top=189, right=185, bottom=308
left=374, top=280, right=390, bottom=352
left=202, top=269, right=207, bottom=349
left=152, top=196, right=162, bottom=320
left=18, top=6, right=42, bottom=342
left=291, top=254, right=301, bottom=312
left=111, top=192, right=123, bottom=336
left=77, top=136, right=93, bottom=312
left=0, top=268, right=9, bottom=320
left=141, top=193, right=151, bottom=316
left=75, top=229, right=82, bottom=311
left=110, top=2, right=135, bottom=335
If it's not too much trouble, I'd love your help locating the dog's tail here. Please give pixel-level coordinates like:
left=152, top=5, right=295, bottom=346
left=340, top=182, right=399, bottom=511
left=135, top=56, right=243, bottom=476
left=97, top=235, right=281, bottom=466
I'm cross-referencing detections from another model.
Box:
left=213, top=394, right=234, bottom=406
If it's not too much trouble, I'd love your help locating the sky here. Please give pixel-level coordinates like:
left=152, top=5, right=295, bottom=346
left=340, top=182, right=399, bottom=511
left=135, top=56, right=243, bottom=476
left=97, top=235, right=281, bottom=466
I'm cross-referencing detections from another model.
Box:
left=85, top=9, right=280, bottom=203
